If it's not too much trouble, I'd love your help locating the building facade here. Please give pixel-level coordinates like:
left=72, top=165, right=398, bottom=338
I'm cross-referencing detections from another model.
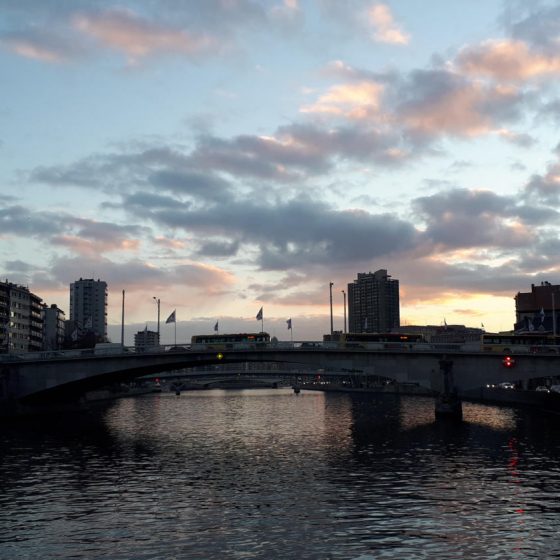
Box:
left=0, top=280, right=43, bottom=353
left=69, top=278, right=108, bottom=342
left=514, top=281, right=560, bottom=333
left=134, top=329, right=160, bottom=351
left=347, top=269, right=400, bottom=333
left=42, top=304, right=66, bottom=350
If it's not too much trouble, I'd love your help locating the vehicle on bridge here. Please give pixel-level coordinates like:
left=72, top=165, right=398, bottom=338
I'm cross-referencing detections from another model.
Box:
left=326, top=332, right=426, bottom=350
left=482, top=333, right=560, bottom=354
left=191, top=332, right=271, bottom=351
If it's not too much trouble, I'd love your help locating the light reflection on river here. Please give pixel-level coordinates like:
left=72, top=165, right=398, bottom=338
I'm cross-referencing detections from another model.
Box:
left=2, top=389, right=560, bottom=559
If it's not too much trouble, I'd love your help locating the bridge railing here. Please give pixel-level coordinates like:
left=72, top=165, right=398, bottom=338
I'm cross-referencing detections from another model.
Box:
left=4, top=340, right=559, bottom=363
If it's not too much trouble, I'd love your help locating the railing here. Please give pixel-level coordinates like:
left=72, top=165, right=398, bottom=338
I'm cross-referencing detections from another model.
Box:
left=3, top=340, right=560, bottom=363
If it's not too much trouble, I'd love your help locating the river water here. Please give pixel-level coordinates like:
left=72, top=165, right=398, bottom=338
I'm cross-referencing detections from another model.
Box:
left=2, top=389, right=560, bottom=559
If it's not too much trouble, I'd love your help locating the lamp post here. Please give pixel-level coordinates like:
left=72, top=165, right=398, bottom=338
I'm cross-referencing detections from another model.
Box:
left=329, top=282, right=334, bottom=337
left=153, top=296, right=160, bottom=343
left=553, top=292, right=557, bottom=338
left=341, top=289, right=347, bottom=334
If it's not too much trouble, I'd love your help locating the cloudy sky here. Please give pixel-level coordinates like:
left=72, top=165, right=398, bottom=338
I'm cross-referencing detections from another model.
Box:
left=2, top=0, right=560, bottom=343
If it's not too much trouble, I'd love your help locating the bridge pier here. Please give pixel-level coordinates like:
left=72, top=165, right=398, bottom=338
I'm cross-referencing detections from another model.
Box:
left=435, top=358, right=462, bottom=420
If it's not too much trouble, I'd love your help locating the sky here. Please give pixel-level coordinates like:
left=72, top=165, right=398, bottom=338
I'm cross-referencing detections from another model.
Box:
left=2, top=0, right=560, bottom=344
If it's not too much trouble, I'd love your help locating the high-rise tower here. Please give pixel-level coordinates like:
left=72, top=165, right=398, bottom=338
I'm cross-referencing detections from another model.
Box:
left=69, top=278, right=108, bottom=341
left=347, top=269, right=400, bottom=333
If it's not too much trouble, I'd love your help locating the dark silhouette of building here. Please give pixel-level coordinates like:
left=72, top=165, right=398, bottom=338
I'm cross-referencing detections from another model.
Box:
left=514, top=281, right=560, bottom=333
left=42, top=304, right=66, bottom=350
left=0, top=280, right=43, bottom=353
left=134, top=329, right=160, bottom=351
left=348, top=269, right=400, bottom=333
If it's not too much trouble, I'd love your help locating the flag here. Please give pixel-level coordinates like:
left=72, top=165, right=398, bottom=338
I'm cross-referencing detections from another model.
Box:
left=481, top=322, right=484, bottom=329
left=71, top=329, right=78, bottom=341
left=287, top=318, right=292, bottom=330
left=84, top=316, right=93, bottom=329
left=256, top=307, right=263, bottom=321
left=364, top=317, right=368, bottom=330
left=166, top=310, right=176, bottom=324
left=443, top=318, right=447, bottom=328
left=540, top=307, right=545, bottom=323
left=214, top=321, right=219, bottom=332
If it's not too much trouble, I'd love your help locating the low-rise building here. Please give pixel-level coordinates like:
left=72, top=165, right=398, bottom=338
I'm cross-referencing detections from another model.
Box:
left=134, top=329, right=160, bottom=351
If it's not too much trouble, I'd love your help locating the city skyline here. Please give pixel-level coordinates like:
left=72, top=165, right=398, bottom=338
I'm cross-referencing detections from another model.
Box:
left=3, top=1, right=560, bottom=337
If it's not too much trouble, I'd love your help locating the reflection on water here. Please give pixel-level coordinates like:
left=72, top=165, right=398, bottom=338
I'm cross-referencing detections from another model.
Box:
left=2, top=389, right=560, bottom=559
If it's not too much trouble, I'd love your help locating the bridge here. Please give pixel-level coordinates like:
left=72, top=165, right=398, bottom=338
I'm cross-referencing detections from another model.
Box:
left=2, top=344, right=560, bottom=416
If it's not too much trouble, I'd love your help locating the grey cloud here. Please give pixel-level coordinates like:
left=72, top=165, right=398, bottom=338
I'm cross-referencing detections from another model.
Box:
left=29, top=123, right=411, bottom=197
left=63, top=219, right=148, bottom=246
left=413, top=189, right=533, bottom=249
left=5, top=260, right=34, bottom=272
left=511, top=4, right=560, bottom=52
left=0, top=205, right=62, bottom=236
left=120, top=193, right=419, bottom=270
left=538, top=99, right=560, bottom=123
left=195, top=240, right=240, bottom=258
left=148, top=169, right=232, bottom=201
left=188, top=133, right=325, bottom=182
left=118, top=191, right=185, bottom=209
left=523, top=162, right=560, bottom=205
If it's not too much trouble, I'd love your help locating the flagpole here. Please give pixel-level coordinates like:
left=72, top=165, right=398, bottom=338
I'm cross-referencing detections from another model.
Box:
left=121, top=289, right=125, bottom=347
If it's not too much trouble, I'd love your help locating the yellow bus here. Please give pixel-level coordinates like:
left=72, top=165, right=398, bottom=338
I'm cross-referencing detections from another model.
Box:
left=482, top=333, right=560, bottom=354
left=191, top=332, right=270, bottom=350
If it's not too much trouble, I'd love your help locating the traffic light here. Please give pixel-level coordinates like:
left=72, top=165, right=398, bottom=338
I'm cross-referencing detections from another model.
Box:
left=502, top=355, right=515, bottom=368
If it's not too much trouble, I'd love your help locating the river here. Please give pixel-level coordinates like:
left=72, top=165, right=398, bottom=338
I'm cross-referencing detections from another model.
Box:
left=2, top=389, right=560, bottom=559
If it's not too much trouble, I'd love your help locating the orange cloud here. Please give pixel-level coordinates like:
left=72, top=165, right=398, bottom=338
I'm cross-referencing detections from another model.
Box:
left=367, top=3, right=409, bottom=45
left=52, top=235, right=140, bottom=255
left=154, top=236, right=186, bottom=250
left=458, top=40, right=560, bottom=81
left=73, top=9, right=217, bottom=62
left=300, top=81, right=384, bottom=119
left=2, top=39, right=64, bottom=63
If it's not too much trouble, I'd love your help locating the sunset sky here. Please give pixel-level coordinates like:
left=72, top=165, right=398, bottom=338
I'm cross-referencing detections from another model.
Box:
left=2, top=0, right=560, bottom=343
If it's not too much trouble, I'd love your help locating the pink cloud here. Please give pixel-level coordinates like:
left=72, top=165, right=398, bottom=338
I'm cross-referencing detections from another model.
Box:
left=1, top=38, right=65, bottom=63
left=51, top=235, right=141, bottom=255
left=457, top=40, right=560, bottom=81
left=367, top=3, right=409, bottom=45
left=400, top=81, right=521, bottom=137
left=72, top=9, right=219, bottom=63
left=153, top=236, right=187, bottom=250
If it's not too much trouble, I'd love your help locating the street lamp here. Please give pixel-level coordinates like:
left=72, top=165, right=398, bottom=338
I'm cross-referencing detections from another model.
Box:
left=341, top=290, right=347, bottom=334
left=329, top=282, right=334, bottom=336
left=153, top=296, right=160, bottom=342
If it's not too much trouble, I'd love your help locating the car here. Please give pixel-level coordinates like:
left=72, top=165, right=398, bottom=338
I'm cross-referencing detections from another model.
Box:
left=498, top=382, right=515, bottom=389
left=535, top=386, right=550, bottom=392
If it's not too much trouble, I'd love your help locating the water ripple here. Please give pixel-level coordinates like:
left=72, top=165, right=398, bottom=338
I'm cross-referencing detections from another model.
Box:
left=2, top=390, right=560, bottom=558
